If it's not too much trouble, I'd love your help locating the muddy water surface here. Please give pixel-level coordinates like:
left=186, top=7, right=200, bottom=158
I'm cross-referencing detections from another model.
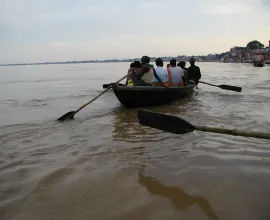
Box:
left=0, top=63, right=270, bottom=220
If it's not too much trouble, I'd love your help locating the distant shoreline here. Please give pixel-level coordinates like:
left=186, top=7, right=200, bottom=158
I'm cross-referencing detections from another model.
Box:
left=0, top=60, right=245, bottom=67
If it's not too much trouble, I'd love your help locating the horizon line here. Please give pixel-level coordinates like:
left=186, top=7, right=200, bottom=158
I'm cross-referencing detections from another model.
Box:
left=0, top=54, right=226, bottom=66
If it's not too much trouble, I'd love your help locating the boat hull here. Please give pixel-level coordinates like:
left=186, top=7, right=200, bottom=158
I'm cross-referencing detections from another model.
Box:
left=254, top=63, right=265, bottom=67
left=111, top=83, right=195, bottom=108
left=253, top=61, right=265, bottom=67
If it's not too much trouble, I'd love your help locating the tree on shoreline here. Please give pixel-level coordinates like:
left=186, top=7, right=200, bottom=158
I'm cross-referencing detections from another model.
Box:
left=246, top=40, right=264, bottom=51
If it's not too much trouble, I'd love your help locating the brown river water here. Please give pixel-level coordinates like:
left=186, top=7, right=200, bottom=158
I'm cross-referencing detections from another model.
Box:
left=0, top=62, right=270, bottom=220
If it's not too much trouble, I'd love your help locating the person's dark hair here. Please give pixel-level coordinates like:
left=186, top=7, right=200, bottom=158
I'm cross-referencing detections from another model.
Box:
left=141, top=56, right=150, bottom=64
left=170, top=59, right=176, bottom=67
left=155, top=58, right=163, bottom=67
left=189, top=57, right=195, bottom=66
left=130, top=62, right=135, bottom=68
left=189, top=57, right=195, bottom=62
left=178, top=61, right=186, bottom=68
left=133, top=60, right=141, bottom=68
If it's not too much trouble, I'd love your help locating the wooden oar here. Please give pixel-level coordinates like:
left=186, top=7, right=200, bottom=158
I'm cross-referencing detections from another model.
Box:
left=137, top=110, right=270, bottom=140
left=199, top=81, right=242, bottom=92
left=57, top=74, right=128, bottom=121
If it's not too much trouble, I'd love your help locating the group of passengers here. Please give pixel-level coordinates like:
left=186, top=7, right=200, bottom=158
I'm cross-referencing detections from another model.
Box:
left=126, top=56, right=201, bottom=87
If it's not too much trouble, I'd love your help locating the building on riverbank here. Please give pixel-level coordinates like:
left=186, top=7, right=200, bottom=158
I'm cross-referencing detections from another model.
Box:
left=222, top=40, right=270, bottom=63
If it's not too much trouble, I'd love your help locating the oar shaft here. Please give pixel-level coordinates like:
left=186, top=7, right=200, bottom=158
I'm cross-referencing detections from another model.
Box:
left=74, top=74, right=128, bottom=114
left=195, top=125, right=270, bottom=140
left=74, top=87, right=111, bottom=113
left=199, top=81, right=218, bottom=87
left=199, top=81, right=242, bottom=92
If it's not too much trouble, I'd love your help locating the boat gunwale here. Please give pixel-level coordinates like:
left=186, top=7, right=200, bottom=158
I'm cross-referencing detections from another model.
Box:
left=112, top=83, right=195, bottom=91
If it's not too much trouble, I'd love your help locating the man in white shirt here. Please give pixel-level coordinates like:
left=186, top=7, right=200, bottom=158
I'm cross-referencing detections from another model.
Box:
left=152, top=58, right=168, bottom=86
left=168, top=59, right=184, bottom=86
left=177, top=61, right=189, bottom=86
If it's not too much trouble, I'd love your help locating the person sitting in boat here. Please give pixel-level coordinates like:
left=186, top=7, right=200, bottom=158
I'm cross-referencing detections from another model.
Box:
left=126, top=62, right=135, bottom=86
left=126, top=61, right=142, bottom=87
left=167, top=59, right=184, bottom=86
left=131, top=56, right=164, bottom=87
left=134, top=60, right=142, bottom=67
left=152, top=58, right=169, bottom=87
left=178, top=61, right=189, bottom=86
left=177, top=61, right=188, bottom=71
left=187, top=57, right=201, bottom=85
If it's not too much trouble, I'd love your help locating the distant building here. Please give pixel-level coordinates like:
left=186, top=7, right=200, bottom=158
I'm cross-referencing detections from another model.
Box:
left=230, top=46, right=247, bottom=60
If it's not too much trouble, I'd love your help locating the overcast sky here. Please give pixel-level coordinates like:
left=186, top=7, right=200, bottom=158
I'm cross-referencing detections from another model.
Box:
left=1, top=0, right=269, bottom=64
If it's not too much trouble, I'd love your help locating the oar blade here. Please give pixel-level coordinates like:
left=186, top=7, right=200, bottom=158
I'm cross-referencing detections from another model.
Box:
left=137, top=110, right=195, bottom=134
left=219, top=84, right=242, bottom=92
left=57, top=111, right=76, bottom=121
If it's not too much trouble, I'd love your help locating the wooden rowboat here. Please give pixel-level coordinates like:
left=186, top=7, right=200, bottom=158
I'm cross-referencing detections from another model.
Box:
left=253, top=61, right=265, bottom=67
left=111, top=83, right=195, bottom=108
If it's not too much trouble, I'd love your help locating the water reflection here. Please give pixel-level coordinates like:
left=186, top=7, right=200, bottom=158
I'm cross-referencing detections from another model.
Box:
left=112, top=101, right=191, bottom=143
left=138, top=170, right=219, bottom=220
left=111, top=108, right=154, bottom=142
